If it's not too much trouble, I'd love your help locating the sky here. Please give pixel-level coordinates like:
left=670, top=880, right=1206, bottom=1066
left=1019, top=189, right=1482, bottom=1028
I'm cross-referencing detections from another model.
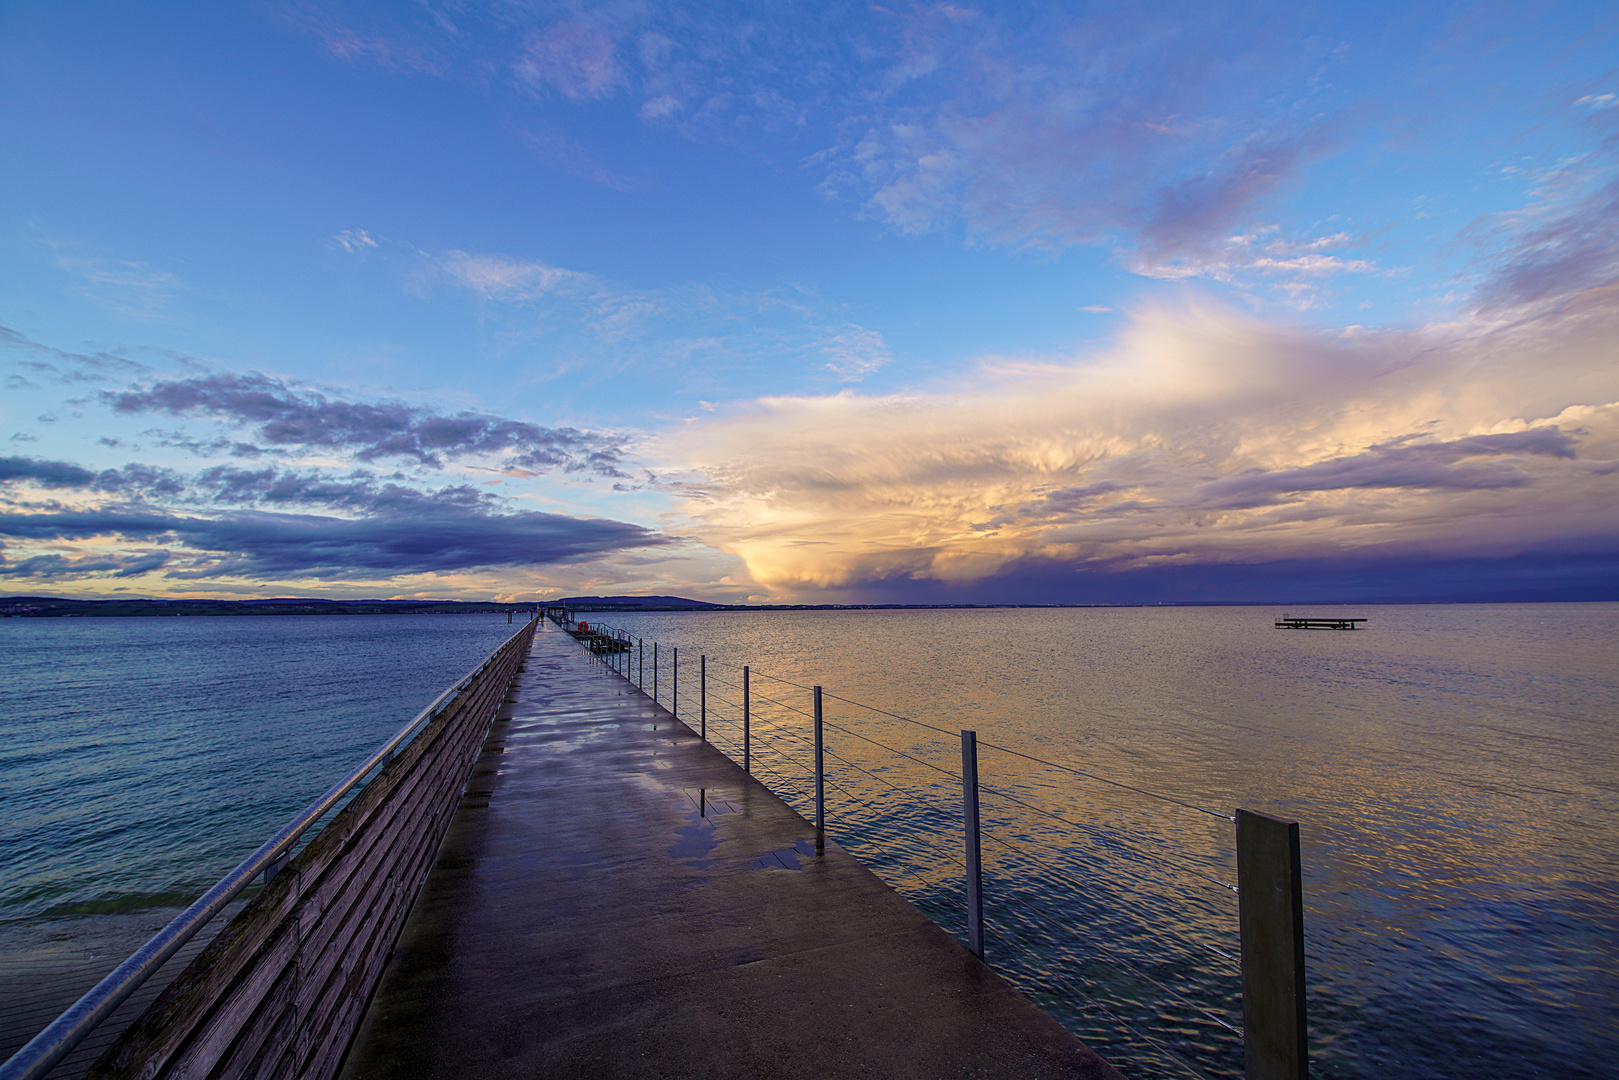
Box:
left=1, top=0, right=1616, bottom=605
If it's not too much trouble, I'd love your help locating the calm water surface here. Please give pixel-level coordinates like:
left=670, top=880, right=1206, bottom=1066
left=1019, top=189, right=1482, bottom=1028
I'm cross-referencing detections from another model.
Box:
left=590, top=605, right=1617, bottom=1080
left=3, top=606, right=1615, bottom=1079
left=0, top=613, right=524, bottom=1072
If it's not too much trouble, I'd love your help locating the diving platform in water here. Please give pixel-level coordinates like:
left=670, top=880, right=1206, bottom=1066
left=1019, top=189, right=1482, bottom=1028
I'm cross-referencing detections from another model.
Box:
left=1275, top=616, right=1367, bottom=630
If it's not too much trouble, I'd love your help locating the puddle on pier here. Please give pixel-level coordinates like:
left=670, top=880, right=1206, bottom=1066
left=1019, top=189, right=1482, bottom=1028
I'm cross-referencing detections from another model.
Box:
left=666, top=788, right=740, bottom=865
left=750, top=839, right=818, bottom=871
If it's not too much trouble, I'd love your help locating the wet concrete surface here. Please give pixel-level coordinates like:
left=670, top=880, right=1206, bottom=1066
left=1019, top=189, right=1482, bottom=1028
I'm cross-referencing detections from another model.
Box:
left=339, top=624, right=1123, bottom=1080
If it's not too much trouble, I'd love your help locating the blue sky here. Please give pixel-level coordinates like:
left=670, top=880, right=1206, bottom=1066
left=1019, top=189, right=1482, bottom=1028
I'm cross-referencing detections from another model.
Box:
left=2, top=1, right=1616, bottom=603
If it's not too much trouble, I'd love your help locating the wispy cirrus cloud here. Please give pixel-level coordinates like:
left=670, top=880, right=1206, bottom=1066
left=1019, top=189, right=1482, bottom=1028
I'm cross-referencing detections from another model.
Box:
left=436, top=250, right=593, bottom=301
left=1, top=323, right=151, bottom=384
left=818, top=325, right=892, bottom=381
left=280, top=3, right=1339, bottom=271
left=1473, top=172, right=1619, bottom=314
left=515, top=20, right=628, bottom=101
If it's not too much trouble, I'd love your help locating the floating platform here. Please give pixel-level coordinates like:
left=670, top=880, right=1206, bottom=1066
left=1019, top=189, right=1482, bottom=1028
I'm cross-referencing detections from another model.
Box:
left=1275, top=616, right=1367, bottom=630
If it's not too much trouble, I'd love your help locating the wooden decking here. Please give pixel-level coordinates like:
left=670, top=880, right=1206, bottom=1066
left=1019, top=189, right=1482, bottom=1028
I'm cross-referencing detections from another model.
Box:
left=338, top=622, right=1120, bottom=1080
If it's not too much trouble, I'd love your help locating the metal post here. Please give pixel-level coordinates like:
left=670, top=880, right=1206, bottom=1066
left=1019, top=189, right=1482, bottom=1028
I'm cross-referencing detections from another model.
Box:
left=742, top=666, right=750, bottom=773
left=700, top=655, right=707, bottom=741
left=813, top=686, right=825, bottom=835
left=1237, top=808, right=1309, bottom=1080
left=961, top=730, right=984, bottom=960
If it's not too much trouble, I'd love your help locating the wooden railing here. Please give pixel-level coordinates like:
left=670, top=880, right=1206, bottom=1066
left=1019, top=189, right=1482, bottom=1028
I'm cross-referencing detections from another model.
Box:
left=82, top=619, right=536, bottom=1080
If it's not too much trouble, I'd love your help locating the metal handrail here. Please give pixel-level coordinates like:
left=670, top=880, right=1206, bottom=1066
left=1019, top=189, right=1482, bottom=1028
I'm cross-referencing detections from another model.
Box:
left=0, top=617, right=535, bottom=1080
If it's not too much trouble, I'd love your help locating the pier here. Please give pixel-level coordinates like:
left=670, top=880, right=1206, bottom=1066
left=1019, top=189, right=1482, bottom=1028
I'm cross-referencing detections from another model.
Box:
left=339, top=623, right=1117, bottom=1079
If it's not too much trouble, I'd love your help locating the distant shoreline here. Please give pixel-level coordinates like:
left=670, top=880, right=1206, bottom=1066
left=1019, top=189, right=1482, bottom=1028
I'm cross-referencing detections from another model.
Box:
left=2, top=591, right=1614, bottom=617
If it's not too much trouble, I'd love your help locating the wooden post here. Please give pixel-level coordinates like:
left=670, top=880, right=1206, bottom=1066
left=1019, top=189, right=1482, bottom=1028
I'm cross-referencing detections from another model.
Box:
left=742, top=666, right=751, bottom=773
left=700, top=655, right=707, bottom=741
left=961, top=730, right=984, bottom=960
left=1237, top=808, right=1309, bottom=1080
left=813, top=686, right=824, bottom=837
left=673, top=647, right=678, bottom=718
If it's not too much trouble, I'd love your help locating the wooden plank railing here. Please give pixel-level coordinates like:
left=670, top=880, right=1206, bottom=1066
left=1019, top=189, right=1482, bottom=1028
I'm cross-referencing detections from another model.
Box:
left=82, top=618, right=536, bottom=1080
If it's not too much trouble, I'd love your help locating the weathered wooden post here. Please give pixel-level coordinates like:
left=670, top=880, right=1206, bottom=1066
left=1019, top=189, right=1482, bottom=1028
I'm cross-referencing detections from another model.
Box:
left=673, top=647, right=679, bottom=718
left=1237, top=808, right=1309, bottom=1080
left=961, top=730, right=984, bottom=960
left=742, top=666, right=751, bottom=772
left=813, top=686, right=825, bottom=836
left=638, top=639, right=644, bottom=691
left=700, top=654, right=707, bottom=740
left=653, top=642, right=658, bottom=704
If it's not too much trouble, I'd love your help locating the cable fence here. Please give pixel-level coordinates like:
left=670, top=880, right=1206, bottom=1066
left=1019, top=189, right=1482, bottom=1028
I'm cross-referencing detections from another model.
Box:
left=547, top=607, right=1307, bottom=1080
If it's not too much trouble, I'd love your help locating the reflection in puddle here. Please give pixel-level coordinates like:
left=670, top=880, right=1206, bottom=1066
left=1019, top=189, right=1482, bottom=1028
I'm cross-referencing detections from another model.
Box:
left=666, top=789, right=741, bottom=865
left=751, top=839, right=818, bottom=871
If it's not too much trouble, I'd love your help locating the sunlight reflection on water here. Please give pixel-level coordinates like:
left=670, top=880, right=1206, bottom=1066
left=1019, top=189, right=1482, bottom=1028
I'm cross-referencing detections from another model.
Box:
left=591, top=604, right=1619, bottom=1080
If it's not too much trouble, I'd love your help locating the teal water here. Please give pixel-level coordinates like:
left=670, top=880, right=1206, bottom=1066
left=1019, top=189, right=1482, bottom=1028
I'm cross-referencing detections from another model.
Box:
left=586, top=604, right=1619, bottom=1080
left=0, top=614, right=521, bottom=923
left=2, top=605, right=1615, bottom=1079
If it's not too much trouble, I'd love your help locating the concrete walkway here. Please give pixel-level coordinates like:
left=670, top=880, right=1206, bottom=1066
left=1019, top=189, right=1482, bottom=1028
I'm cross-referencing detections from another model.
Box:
left=339, top=623, right=1122, bottom=1080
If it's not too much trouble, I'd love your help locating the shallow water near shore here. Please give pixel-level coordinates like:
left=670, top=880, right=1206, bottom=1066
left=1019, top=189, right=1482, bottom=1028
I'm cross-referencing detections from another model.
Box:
left=3, top=604, right=1615, bottom=1079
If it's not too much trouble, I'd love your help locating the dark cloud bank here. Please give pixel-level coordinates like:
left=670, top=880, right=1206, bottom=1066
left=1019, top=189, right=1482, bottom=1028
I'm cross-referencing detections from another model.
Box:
left=0, top=457, right=667, bottom=581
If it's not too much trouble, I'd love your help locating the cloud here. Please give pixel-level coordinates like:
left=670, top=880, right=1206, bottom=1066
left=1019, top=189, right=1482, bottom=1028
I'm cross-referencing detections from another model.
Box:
left=36, top=238, right=184, bottom=320
left=1134, top=139, right=1319, bottom=265
left=1128, top=227, right=1384, bottom=305
left=665, top=295, right=1619, bottom=594
left=515, top=21, right=628, bottom=101
left=0, top=454, right=675, bottom=583
left=1195, top=429, right=1580, bottom=508
left=281, top=3, right=1335, bottom=266
left=0, top=503, right=669, bottom=580
left=1, top=323, right=151, bottom=383
left=818, top=326, right=893, bottom=381
left=1474, top=173, right=1619, bottom=313
left=104, top=373, right=627, bottom=474
left=334, top=228, right=379, bottom=253
left=0, top=550, right=172, bottom=580
left=437, top=251, right=593, bottom=301
left=0, top=456, right=98, bottom=488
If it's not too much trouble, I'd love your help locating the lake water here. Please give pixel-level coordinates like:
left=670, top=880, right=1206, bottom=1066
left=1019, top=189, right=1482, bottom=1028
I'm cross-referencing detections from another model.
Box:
left=2, top=605, right=1614, bottom=1079
left=0, top=613, right=524, bottom=1074
left=585, top=605, right=1618, bottom=1080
